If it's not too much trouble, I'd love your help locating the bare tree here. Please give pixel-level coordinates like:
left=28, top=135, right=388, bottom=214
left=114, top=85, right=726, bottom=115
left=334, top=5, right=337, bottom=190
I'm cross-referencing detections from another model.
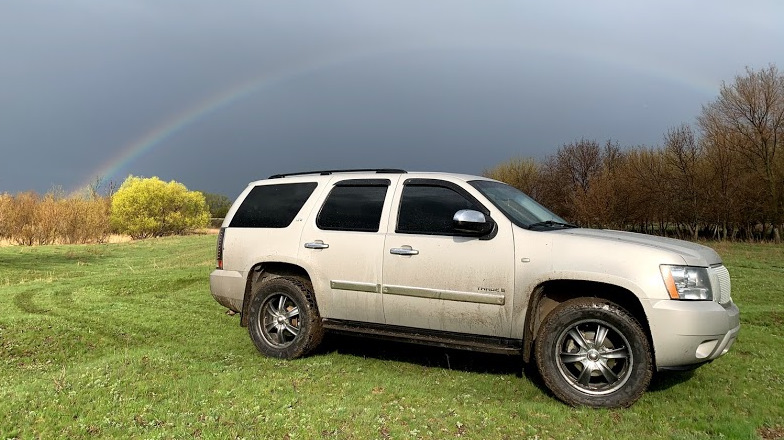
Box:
left=699, top=65, right=784, bottom=241
left=663, top=124, right=704, bottom=239
left=699, top=116, right=746, bottom=239
left=556, top=139, right=603, bottom=193
left=625, top=148, right=671, bottom=234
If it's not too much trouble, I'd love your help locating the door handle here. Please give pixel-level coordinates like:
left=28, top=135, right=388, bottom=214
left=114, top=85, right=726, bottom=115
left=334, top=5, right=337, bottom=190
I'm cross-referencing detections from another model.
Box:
left=390, top=246, right=419, bottom=256
left=304, top=241, right=329, bottom=249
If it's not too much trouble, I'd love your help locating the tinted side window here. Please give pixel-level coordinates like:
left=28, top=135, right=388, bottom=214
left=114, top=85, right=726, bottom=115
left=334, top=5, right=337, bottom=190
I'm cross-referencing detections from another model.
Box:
left=317, top=185, right=388, bottom=232
left=230, top=182, right=317, bottom=228
left=397, top=185, right=479, bottom=235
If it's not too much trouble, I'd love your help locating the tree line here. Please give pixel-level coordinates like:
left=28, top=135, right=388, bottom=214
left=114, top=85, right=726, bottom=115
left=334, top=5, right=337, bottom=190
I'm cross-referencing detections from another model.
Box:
left=485, top=65, right=784, bottom=242
left=0, top=176, right=217, bottom=245
left=0, top=190, right=110, bottom=245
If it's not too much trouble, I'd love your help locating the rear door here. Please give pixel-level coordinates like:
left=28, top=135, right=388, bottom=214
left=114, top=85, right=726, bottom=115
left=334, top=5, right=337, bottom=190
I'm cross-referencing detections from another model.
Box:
left=298, top=176, right=401, bottom=323
left=381, top=178, right=515, bottom=337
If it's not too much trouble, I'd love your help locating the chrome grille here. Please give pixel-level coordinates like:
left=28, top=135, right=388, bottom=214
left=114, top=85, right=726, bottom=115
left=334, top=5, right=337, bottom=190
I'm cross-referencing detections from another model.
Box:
left=711, top=265, right=732, bottom=304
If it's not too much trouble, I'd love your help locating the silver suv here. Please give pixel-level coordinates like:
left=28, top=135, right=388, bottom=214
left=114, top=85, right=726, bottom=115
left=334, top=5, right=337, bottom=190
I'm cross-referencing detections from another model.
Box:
left=210, top=169, right=739, bottom=407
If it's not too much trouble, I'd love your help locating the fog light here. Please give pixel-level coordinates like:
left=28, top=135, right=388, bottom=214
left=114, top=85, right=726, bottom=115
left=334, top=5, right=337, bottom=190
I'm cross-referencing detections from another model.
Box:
left=696, top=340, right=718, bottom=359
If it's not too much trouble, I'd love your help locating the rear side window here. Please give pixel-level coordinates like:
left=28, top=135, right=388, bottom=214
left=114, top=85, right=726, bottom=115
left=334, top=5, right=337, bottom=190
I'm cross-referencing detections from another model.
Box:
left=317, top=181, right=388, bottom=232
left=229, top=183, right=317, bottom=228
left=397, top=185, right=480, bottom=235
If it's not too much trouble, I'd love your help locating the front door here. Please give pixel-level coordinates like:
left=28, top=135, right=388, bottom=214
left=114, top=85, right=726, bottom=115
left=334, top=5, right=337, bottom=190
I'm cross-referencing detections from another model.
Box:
left=381, top=179, right=515, bottom=337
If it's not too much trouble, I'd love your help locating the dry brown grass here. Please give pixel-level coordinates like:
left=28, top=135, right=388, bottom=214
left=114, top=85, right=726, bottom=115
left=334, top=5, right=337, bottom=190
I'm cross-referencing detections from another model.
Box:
left=0, top=231, right=213, bottom=248
left=0, top=234, right=131, bottom=247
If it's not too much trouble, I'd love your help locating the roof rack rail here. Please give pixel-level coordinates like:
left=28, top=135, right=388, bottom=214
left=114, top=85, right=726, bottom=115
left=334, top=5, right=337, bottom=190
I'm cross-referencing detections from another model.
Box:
left=268, top=169, right=407, bottom=179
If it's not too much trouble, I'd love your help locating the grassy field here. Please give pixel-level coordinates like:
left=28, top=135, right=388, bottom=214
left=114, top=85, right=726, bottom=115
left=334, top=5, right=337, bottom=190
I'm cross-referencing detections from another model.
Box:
left=1, top=235, right=782, bottom=439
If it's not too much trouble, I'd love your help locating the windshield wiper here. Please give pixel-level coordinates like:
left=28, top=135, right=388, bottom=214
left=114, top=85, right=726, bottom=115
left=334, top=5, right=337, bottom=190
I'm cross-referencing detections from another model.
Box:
left=527, top=220, right=578, bottom=229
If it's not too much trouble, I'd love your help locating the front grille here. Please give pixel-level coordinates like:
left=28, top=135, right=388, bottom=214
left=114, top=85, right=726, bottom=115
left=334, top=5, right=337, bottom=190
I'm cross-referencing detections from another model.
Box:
left=711, top=265, right=732, bottom=304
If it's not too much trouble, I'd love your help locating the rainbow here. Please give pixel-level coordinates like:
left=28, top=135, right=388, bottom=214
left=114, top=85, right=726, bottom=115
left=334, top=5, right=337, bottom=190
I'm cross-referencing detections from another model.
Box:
left=79, top=42, right=723, bottom=192
left=77, top=47, right=382, bottom=191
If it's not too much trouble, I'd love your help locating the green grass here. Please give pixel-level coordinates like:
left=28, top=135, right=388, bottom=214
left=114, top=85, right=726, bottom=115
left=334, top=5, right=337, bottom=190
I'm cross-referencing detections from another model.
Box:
left=1, top=236, right=782, bottom=439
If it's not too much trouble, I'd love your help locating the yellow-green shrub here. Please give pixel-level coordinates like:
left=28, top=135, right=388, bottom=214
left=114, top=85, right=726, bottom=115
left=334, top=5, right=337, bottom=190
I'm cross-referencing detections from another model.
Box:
left=110, top=176, right=209, bottom=239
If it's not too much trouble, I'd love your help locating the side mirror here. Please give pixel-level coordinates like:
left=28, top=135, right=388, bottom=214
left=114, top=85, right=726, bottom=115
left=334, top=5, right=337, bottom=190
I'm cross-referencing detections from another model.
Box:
left=453, top=209, right=494, bottom=235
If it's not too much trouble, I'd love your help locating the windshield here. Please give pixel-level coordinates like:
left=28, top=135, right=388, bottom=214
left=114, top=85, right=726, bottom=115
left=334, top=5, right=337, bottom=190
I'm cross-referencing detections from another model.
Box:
left=469, top=180, right=571, bottom=229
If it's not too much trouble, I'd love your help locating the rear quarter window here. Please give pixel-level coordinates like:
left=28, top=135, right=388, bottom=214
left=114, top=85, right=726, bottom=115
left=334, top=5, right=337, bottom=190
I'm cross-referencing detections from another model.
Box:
left=229, top=182, right=317, bottom=228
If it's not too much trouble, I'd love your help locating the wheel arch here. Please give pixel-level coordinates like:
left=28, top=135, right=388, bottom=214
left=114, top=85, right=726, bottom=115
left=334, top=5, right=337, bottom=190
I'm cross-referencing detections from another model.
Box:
left=522, top=279, right=653, bottom=365
left=240, top=261, right=313, bottom=327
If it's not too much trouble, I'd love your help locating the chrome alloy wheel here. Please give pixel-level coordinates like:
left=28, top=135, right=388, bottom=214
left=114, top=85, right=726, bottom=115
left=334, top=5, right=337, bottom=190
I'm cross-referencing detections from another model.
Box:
left=259, top=293, right=300, bottom=348
left=555, top=319, right=633, bottom=395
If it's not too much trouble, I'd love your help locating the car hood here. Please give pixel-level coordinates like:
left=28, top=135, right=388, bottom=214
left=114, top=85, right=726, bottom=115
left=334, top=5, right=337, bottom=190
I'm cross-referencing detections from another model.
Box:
left=550, top=228, right=722, bottom=266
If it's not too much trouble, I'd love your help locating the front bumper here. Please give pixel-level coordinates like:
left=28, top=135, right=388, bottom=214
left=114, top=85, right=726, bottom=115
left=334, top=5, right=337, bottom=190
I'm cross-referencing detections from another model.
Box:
left=647, top=299, right=740, bottom=369
left=209, top=269, right=245, bottom=312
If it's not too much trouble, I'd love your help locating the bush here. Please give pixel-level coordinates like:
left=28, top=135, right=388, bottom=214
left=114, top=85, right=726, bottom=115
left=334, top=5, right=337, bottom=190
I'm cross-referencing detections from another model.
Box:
left=110, top=176, right=210, bottom=239
left=483, top=157, right=540, bottom=196
left=58, top=197, right=111, bottom=244
left=0, top=191, right=110, bottom=246
left=0, top=193, right=12, bottom=239
left=203, top=192, right=232, bottom=218
left=34, top=192, right=61, bottom=245
left=6, top=191, right=39, bottom=246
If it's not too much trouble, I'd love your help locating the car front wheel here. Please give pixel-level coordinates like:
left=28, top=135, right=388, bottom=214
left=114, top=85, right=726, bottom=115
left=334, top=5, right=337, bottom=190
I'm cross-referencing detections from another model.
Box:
left=534, top=298, right=652, bottom=408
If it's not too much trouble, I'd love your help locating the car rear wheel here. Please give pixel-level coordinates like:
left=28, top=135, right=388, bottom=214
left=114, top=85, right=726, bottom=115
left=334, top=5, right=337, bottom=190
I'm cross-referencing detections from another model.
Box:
left=535, top=298, right=652, bottom=408
left=248, top=276, right=323, bottom=359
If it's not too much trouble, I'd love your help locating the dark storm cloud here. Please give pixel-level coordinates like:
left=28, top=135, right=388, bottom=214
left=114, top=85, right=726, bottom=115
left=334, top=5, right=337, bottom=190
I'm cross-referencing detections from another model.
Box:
left=1, top=0, right=782, bottom=197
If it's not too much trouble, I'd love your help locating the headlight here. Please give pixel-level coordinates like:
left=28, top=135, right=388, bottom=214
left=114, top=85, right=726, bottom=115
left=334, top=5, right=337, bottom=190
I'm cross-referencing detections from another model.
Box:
left=660, top=265, right=713, bottom=300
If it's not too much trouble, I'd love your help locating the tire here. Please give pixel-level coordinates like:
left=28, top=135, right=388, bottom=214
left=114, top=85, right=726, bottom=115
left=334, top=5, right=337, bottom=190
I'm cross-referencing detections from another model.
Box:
left=247, top=276, right=324, bottom=359
left=534, top=298, right=652, bottom=408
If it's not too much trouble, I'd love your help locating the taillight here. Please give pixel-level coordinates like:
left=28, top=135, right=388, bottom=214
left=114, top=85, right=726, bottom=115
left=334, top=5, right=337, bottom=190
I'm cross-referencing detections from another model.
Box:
left=216, top=227, right=225, bottom=269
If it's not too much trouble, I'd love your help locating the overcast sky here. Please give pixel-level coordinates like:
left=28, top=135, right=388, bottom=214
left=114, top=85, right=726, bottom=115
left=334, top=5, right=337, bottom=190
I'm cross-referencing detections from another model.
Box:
left=1, top=1, right=782, bottom=198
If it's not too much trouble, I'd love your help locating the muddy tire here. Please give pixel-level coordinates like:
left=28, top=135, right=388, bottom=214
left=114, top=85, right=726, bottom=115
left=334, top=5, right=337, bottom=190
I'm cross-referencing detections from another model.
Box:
left=247, top=276, right=323, bottom=359
left=534, top=298, right=652, bottom=408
